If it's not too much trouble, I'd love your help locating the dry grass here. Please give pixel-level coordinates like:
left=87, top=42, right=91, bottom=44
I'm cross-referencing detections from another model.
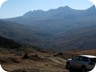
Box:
left=0, top=49, right=68, bottom=72
left=0, top=48, right=96, bottom=72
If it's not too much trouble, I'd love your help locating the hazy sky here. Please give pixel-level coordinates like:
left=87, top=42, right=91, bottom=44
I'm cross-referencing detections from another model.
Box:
left=0, top=0, right=94, bottom=18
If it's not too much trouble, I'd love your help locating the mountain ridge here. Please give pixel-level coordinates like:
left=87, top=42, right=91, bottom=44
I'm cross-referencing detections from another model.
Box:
left=0, top=5, right=96, bottom=51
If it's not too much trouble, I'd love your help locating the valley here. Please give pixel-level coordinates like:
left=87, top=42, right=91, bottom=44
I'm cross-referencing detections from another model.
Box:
left=0, top=1, right=96, bottom=72
left=0, top=5, right=96, bottom=51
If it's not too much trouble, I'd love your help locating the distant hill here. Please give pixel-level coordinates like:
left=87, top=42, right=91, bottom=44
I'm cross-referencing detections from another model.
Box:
left=4, top=5, right=96, bottom=25
left=1, top=5, right=96, bottom=51
left=0, top=35, right=21, bottom=49
left=0, top=20, right=51, bottom=49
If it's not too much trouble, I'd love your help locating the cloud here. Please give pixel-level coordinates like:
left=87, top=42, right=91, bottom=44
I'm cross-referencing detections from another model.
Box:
left=89, top=0, right=96, bottom=6
left=0, top=0, right=7, bottom=8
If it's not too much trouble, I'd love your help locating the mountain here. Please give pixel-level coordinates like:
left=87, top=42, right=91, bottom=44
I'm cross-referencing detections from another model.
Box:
left=0, top=20, right=51, bottom=49
left=1, top=5, right=96, bottom=51
left=4, top=6, right=95, bottom=23
left=0, top=35, right=21, bottom=49
left=4, top=5, right=96, bottom=32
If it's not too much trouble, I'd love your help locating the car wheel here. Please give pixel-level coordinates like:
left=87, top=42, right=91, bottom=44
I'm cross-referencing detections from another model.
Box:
left=66, top=62, right=71, bottom=69
left=81, top=66, right=87, bottom=72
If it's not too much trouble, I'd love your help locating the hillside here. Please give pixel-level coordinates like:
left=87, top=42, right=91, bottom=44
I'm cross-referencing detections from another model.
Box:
left=0, top=35, right=21, bottom=49
left=0, top=20, right=51, bottom=49
left=1, top=5, right=96, bottom=51
left=0, top=48, right=96, bottom=72
left=0, top=48, right=68, bottom=72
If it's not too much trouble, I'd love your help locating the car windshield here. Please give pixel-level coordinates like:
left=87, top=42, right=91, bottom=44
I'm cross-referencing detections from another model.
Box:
left=90, top=58, right=96, bottom=63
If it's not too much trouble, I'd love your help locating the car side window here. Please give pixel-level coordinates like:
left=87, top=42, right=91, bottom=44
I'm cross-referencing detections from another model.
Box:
left=80, top=57, right=88, bottom=62
left=73, top=56, right=80, bottom=60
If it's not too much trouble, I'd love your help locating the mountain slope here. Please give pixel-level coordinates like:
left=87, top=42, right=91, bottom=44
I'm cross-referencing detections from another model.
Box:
left=4, top=5, right=96, bottom=33
left=1, top=5, right=96, bottom=51
left=0, top=20, right=51, bottom=49
left=0, top=35, right=21, bottom=49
